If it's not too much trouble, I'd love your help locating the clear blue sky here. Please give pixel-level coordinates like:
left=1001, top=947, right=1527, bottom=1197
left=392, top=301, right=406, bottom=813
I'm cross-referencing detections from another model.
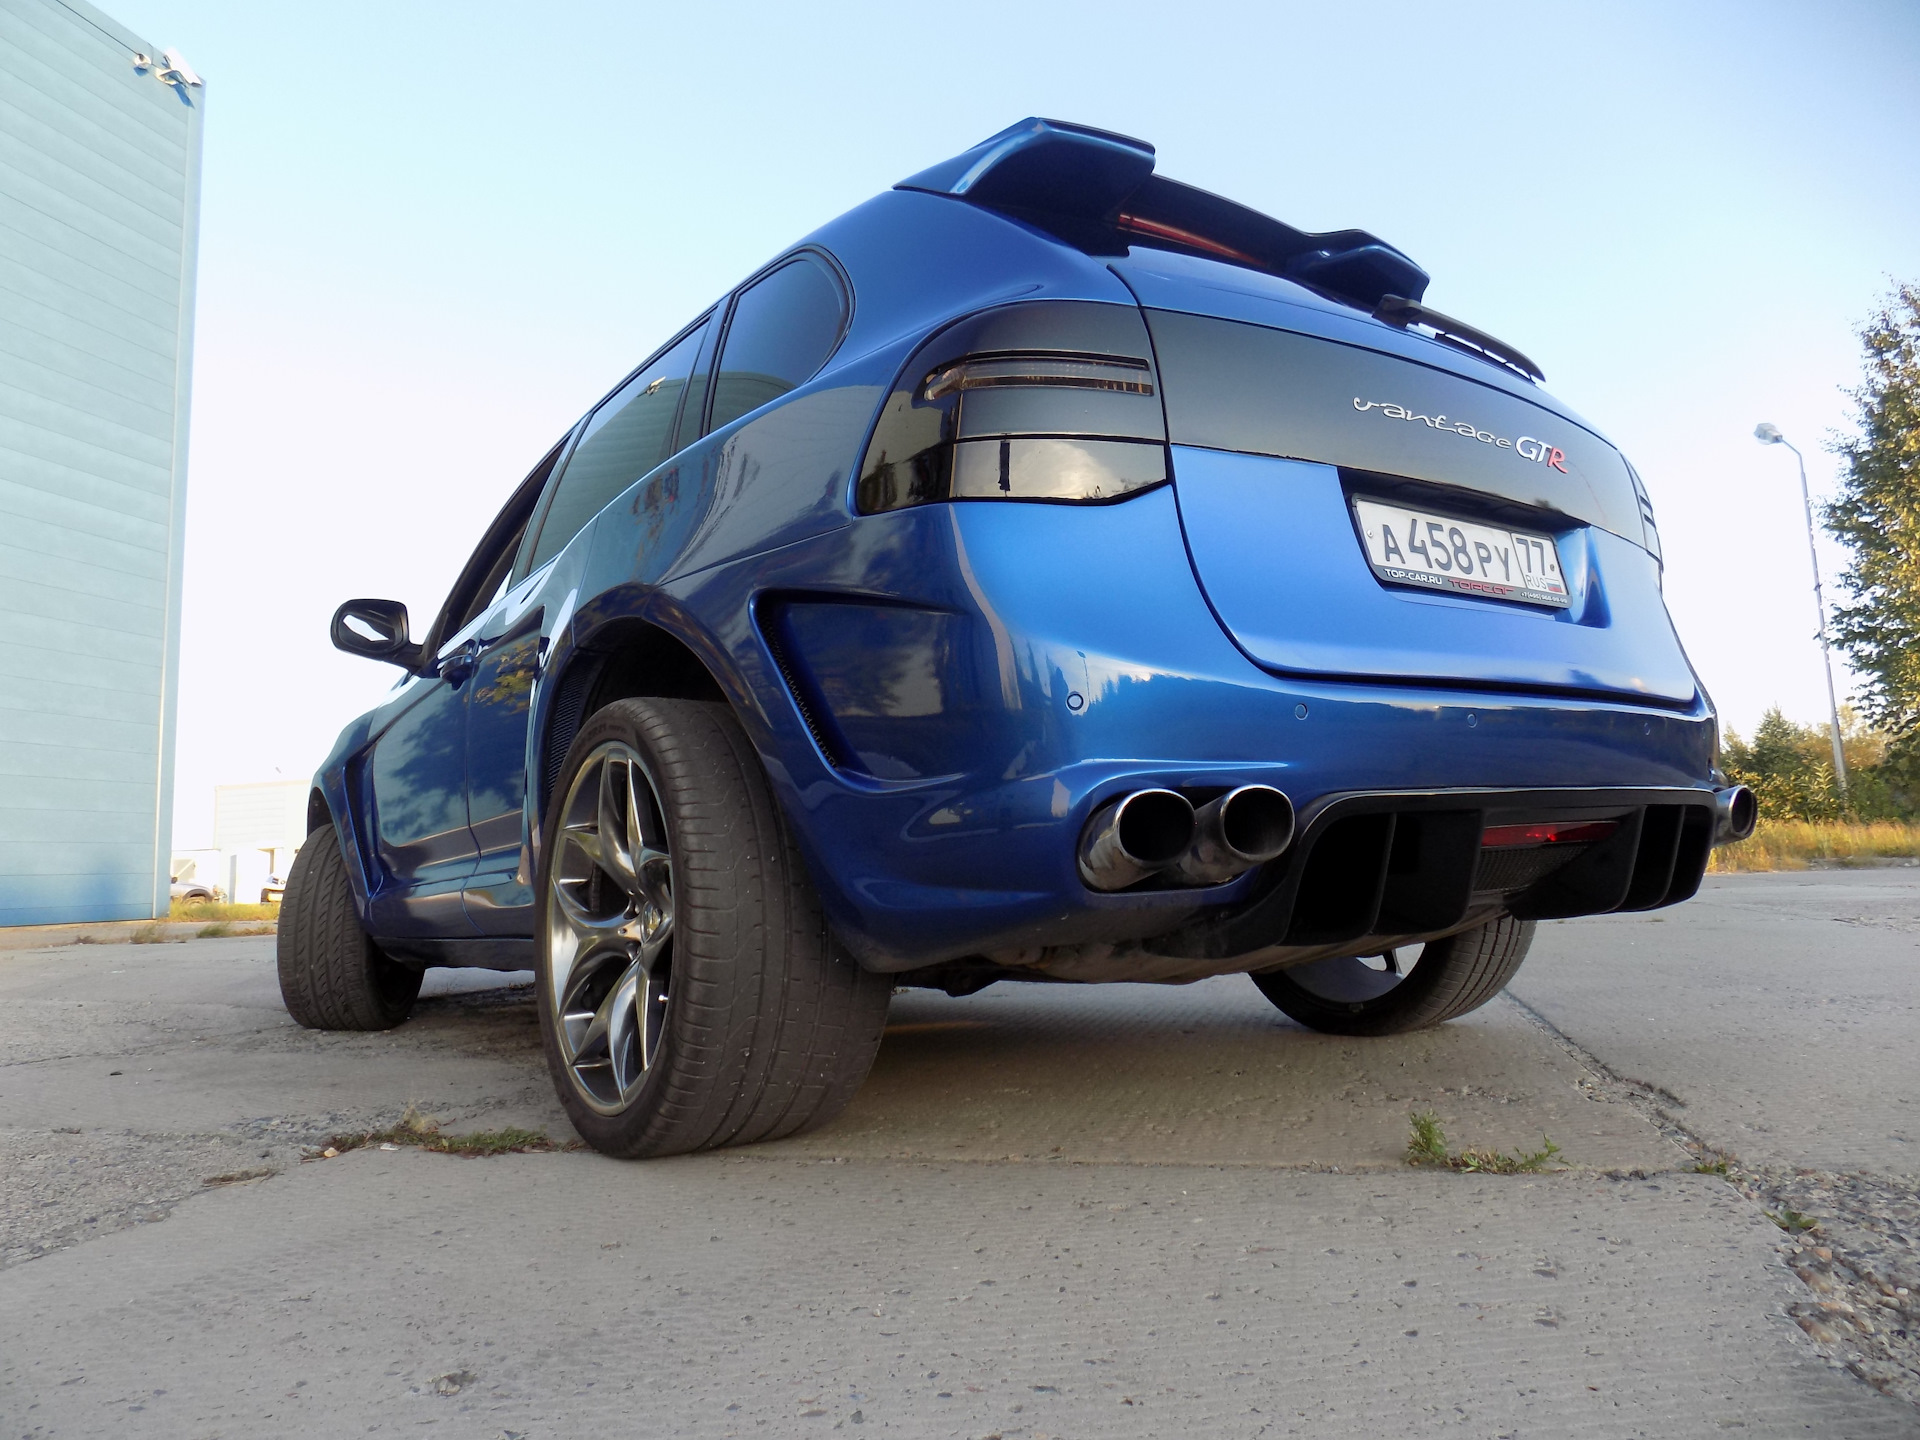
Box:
left=106, top=0, right=1920, bottom=849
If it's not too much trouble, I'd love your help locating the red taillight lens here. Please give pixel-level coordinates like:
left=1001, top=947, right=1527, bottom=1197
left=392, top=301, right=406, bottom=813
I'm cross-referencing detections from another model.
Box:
left=1480, top=820, right=1617, bottom=849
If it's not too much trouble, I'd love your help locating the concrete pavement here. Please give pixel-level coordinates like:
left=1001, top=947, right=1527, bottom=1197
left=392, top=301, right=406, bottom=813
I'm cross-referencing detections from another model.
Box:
left=1512, top=871, right=1920, bottom=1175
left=1, top=872, right=1915, bottom=1437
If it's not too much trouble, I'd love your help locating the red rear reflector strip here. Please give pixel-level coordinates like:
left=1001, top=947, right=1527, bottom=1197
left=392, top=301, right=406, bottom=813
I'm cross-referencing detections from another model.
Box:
left=1480, top=821, right=1618, bottom=849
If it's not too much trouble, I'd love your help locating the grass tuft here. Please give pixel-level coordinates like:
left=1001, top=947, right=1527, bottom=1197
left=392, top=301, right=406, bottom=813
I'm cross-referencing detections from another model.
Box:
left=1406, top=1110, right=1562, bottom=1174
left=1709, top=820, right=1920, bottom=873
left=129, top=923, right=177, bottom=944
left=1407, top=1109, right=1451, bottom=1165
left=1768, top=1207, right=1820, bottom=1234
left=322, top=1104, right=576, bottom=1159
left=1692, top=1158, right=1734, bottom=1177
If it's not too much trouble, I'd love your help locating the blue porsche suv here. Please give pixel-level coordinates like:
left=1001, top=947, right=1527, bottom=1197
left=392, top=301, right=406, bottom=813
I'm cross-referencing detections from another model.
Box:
left=280, top=119, right=1754, bottom=1157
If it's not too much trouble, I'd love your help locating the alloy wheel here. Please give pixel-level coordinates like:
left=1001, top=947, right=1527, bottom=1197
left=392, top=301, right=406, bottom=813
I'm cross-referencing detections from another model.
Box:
left=1281, top=944, right=1427, bottom=1004
left=546, top=740, right=674, bottom=1114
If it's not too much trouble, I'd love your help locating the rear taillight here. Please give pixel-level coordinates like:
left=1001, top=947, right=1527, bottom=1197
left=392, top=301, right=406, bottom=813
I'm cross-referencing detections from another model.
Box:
left=856, top=302, right=1169, bottom=514
left=923, top=353, right=1155, bottom=398
left=1480, top=820, right=1618, bottom=849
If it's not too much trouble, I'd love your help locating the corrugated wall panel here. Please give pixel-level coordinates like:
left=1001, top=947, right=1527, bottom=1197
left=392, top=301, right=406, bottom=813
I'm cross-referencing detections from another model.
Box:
left=0, top=0, right=199, bottom=925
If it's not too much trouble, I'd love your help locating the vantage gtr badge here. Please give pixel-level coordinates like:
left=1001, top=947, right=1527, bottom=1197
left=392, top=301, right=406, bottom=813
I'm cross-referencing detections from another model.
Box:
left=1352, top=397, right=1568, bottom=473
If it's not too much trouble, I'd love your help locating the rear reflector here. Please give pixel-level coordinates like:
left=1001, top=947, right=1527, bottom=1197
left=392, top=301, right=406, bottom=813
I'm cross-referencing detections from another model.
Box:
left=1480, top=821, right=1618, bottom=849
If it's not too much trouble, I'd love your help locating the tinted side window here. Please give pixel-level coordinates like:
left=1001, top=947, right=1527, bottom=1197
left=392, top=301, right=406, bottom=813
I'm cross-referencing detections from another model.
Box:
left=706, top=256, right=847, bottom=434
left=526, top=323, right=707, bottom=573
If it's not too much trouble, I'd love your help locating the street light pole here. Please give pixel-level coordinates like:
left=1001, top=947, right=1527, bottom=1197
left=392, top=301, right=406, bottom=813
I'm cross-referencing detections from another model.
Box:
left=1754, top=423, right=1849, bottom=796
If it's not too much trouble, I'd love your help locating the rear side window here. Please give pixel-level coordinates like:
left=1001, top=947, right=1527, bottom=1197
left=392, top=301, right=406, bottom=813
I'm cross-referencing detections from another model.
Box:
left=526, top=321, right=707, bottom=572
left=706, top=256, right=847, bottom=434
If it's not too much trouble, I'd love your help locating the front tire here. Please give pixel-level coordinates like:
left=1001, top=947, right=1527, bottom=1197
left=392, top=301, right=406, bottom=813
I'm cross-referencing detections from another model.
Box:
left=535, top=698, right=891, bottom=1158
left=1251, top=914, right=1535, bottom=1036
left=277, top=823, right=422, bottom=1030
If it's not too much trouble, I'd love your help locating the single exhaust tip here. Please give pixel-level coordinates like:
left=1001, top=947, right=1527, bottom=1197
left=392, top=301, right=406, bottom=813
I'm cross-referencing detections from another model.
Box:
left=1078, top=788, right=1195, bottom=891
left=1176, top=785, right=1295, bottom=886
left=1713, top=784, right=1757, bottom=845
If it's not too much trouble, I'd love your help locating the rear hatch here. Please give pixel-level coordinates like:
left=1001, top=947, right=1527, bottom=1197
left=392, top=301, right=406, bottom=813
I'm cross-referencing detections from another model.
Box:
left=1120, top=256, right=1695, bottom=706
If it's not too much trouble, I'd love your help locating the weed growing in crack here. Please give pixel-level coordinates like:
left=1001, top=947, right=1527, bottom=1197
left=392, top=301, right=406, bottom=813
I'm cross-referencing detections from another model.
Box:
left=320, top=1104, right=579, bottom=1159
left=1769, top=1207, right=1821, bottom=1234
left=1405, top=1110, right=1562, bottom=1174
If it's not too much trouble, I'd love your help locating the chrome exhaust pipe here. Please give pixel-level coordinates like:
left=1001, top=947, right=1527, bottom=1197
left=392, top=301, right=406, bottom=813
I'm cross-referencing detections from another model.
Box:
left=1712, top=784, right=1757, bottom=846
left=1077, top=789, right=1196, bottom=892
left=1176, top=784, right=1295, bottom=885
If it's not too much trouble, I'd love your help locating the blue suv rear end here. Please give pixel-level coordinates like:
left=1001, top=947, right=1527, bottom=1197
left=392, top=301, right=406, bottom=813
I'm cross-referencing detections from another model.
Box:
left=281, top=119, right=1754, bottom=1156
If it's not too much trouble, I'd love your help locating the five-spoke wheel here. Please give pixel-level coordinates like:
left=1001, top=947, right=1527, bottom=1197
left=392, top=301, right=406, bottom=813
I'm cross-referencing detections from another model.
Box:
left=547, top=740, right=676, bottom=1114
left=534, top=697, right=893, bottom=1157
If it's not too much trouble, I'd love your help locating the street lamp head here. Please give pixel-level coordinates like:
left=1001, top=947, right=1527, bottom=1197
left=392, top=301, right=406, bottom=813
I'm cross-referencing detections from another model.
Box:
left=1754, top=422, right=1784, bottom=445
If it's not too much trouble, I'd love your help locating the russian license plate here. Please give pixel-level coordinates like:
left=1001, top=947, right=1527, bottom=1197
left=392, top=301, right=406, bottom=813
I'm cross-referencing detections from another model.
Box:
left=1351, top=497, right=1570, bottom=608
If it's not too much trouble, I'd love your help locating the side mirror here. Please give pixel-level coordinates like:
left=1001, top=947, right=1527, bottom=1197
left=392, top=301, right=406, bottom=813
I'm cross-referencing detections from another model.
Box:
left=330, top=598, right=423, bottom=671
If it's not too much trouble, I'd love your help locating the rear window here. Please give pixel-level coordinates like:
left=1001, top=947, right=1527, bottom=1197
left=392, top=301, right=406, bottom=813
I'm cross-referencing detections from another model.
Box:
left=706, top=256, right=847, bottom=434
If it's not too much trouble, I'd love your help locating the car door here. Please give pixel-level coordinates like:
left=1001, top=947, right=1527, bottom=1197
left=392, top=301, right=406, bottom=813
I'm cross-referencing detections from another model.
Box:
left=458, top=569, right=548, bottom=933
left=461, top=317, right=711, bottom=936
left=363, top=441, right=563, bottom=940
left=365, top=649, right=481, bottom=939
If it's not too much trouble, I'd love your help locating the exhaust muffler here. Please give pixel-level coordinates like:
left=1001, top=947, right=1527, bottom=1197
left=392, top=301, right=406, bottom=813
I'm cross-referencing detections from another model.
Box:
left=1712, top=784, right=1757, bottom=846
left=1077, top=789, right=1195, bottom=892
left=1175, top=784, right=1295, bottom=885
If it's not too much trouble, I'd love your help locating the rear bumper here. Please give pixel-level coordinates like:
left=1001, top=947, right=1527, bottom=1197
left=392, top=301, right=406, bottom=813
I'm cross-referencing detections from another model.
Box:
left=678, top=487, right=1717, bottom=972
left=983, top=784, right=1716, bottom=985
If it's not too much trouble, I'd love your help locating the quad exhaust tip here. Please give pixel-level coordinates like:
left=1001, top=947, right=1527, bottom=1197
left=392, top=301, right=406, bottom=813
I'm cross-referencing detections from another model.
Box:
left=1712, top=784, right=1757, bottom=846
left=1078, top=789, right=1195, bottom=892
left=1176, top=785, right=1296, bottom=885
left=1078, top=784, right=1295, bottom=892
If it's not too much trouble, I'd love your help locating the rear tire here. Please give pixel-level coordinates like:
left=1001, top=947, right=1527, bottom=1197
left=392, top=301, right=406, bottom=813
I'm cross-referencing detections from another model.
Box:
left=277, top=823, right=422, bottom=1030
left=1250, top=915, right=1534, bottom=1036
left=535, top=698, right=891, bottom=1159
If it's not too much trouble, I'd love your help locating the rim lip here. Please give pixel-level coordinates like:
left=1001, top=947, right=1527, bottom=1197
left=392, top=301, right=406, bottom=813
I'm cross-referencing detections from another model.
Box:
left=544, top=738, right=674, bottom=1117
left=1282, top=945, right=1426, bottom=1005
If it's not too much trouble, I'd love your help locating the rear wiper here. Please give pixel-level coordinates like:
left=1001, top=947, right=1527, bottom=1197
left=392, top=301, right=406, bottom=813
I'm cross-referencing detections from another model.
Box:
left=1372, top=295, right=1545, bottom=384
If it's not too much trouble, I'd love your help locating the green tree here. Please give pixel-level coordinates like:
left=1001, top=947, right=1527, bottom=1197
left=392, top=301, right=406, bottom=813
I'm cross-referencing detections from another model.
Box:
left=1825, top=282, right=1920, bottom=798
left=1722, top=705, right=1911, bottom=821
left=1723, top=708, right=1841, bottom=821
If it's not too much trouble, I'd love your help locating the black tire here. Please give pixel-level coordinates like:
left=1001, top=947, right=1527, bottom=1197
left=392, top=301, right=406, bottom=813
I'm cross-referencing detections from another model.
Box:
left=277, top=824, right=422, bottom=1030
left=535, top=698, right=892, bottom=1159
left=1250, top=915, right=1535, bottom=1036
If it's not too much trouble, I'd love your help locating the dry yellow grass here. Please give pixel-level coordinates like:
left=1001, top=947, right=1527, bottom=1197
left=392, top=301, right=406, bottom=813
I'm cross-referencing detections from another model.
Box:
left=1709, top=820, right=1920, bottom=873
left=170, top=899, right=279, bottom=922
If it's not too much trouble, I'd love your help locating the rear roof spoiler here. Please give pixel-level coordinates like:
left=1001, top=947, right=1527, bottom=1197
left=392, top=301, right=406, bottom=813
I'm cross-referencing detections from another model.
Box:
left=897, top=117, right=1431, bottom=311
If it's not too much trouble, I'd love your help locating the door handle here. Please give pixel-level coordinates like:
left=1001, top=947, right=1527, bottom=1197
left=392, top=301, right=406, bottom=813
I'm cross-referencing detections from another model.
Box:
left=440, top=640, right=479, bottom=687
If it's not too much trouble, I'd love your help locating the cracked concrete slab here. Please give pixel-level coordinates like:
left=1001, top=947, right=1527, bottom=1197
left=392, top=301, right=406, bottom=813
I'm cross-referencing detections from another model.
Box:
left=770, top=980, right=1678, bottom=1171
left=4, top=1150, right=1913, bottom=1439
left=2, top=876, right=1917, bottom=1434
left=1510, top=872, right=1920, bottom=1176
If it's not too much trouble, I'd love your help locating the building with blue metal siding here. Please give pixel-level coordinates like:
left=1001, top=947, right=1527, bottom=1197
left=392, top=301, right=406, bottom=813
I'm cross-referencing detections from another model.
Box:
left=0, top=0, right=202, bottom=924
